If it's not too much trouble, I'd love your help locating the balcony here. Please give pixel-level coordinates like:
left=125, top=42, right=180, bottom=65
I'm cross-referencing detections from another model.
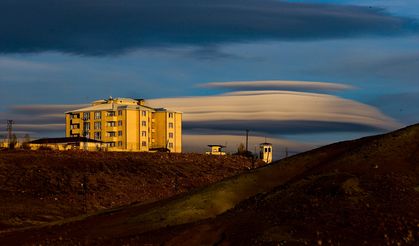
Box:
left=106, top=136, right=118, bottom=142
left=106, top=115, right=117, bottom=121
left=70, top=128, right=81, bottom=134
left=106, top=126, right=117, bottom=131
left=70, top=118, right=81, bottom=124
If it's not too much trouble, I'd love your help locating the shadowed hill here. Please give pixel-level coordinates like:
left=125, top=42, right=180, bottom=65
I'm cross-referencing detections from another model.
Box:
left=148, top=123, right=419, bottom=245
left=1, top=124, right=419, bottom=245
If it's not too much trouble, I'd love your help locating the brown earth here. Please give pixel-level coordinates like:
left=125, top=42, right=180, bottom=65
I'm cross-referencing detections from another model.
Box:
left=0, top=151, right=262, bottom=231
left=1, top=124, right=419, bottom=245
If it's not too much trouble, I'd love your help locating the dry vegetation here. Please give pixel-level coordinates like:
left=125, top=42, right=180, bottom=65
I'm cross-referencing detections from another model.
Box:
left=0, top=150, right=262, bottom=231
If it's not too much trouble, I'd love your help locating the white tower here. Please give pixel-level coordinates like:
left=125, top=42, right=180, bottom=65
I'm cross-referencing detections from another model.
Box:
left=260, top=142, right=273, bottom=164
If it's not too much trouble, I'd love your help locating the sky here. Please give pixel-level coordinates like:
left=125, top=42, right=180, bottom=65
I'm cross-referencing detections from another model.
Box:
left=1, top=0, right=419, bottom=159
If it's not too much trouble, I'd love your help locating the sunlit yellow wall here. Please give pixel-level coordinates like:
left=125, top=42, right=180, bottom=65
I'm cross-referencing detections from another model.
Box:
left=173, top=112, right=182, bottom=153
left=151, top=111, right=182, bottom=153
left=126, top=109, right=139, bottom=150
left=152, top=111, right=167, bottom=149
left=65, top=114, right=71, bottom=137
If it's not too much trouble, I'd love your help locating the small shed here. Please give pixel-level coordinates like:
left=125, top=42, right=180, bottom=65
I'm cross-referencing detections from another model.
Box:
left=28, top=137, right=107, bottom=151
left=260, top=142, right=273, bottom=164
left=206, top=145, right=226, bottom=155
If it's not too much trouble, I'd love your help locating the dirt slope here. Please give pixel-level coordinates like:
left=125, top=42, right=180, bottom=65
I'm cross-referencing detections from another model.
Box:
left=2, top=124, right=419, bottom=245
left=145, top=123, right=419, bottom=245
left=0, top=151, right=262, bottom=231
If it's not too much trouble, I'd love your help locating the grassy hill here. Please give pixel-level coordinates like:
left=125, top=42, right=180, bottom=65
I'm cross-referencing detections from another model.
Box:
left=1, top=124, right=419, bottom=245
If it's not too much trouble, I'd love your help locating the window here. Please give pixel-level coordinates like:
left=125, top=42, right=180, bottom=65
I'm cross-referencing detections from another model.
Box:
left=168, top=113, right=173, bottom=118
left=118, top=110, right=123, bottom=116
left=83, top=122, right=90, bottom=130
left=109, top=142, right=116, bottom=147
left=70, top=124, right=79, bottom=129
left=94, top=112, right=101, bottom=120
left=141, top=111, right=147, bottom=116
left=83, top=112, right=90, bottom=121
left=169, top=133, right=173, bottom=138
left=107, top=132, right=116, bottom=137
left=118, top=141, right=123, bottom=147
left=107, top=111, right=116, bottom=116
left=94, top=132, right=101, bottom=140
left=71, top=134, right=79, bottom=137
left=70, top=114, right=79, bottom=119
left=118, top=120, right=123, bottom=126
left=141, top=141, right=147, bottom=147
left=168, top=123, right=174, bottom=128
left=118, top=131, right=123, bottom=136
left=141, top=121, right=147, bottom=126
left=141, top=131, right=147, bottom=137
left=85, top=133, right=90, bottom=139
left=94, top=122, right=101, bottom=130
left=168, top=143, right=173, bottom=148
left=107, top=121, right=116, bottom=127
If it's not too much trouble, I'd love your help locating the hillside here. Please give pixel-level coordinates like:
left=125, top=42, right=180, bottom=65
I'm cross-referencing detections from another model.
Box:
left=1, top=124, right=419, bottom=245
left=0, top=151, right=262, bottom=231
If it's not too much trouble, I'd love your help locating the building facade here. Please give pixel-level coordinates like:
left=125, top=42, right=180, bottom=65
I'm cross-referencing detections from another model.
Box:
left=65, top=98, right=182, bottom=153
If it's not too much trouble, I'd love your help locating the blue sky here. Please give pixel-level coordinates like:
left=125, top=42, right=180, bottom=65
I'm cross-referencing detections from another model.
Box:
left=1, top=0, right=418, bottom=158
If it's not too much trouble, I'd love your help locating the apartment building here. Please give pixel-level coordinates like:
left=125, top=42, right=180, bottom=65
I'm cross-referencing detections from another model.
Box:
left=65, top=98, right=182, bottom=153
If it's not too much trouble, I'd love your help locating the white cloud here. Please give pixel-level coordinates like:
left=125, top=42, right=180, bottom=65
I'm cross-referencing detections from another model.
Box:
left=200, top=80, right=354, bottom=91
left=148, top=90, right=400, bottom=133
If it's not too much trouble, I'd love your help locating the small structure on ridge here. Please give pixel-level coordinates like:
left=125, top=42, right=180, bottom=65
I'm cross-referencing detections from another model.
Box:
left=206, top=145, right=226, bottom=155
left=259, top=142, right=273, bottom=164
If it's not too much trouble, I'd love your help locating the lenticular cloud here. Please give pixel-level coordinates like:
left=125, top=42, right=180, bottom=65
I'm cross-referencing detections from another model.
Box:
left=148, top=90, right=400, bottom=134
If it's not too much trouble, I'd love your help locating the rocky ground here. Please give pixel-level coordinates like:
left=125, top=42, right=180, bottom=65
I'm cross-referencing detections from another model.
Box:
left=0, top=150, right=262, bottom=231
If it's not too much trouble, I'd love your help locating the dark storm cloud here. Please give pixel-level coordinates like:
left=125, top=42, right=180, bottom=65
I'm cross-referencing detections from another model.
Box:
left=0, top=0, right=417, bottom=55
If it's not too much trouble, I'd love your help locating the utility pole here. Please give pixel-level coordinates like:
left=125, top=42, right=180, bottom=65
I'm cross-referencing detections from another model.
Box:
left=245, top=129, right=249, bottom=152
left=6, top=120, right=14, bottom=149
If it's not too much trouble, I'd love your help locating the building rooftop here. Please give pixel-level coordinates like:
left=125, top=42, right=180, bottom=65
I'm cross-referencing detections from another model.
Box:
left=66, top=97, right=177, bottom=113
left=260, top=142, right=272, bottom=146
